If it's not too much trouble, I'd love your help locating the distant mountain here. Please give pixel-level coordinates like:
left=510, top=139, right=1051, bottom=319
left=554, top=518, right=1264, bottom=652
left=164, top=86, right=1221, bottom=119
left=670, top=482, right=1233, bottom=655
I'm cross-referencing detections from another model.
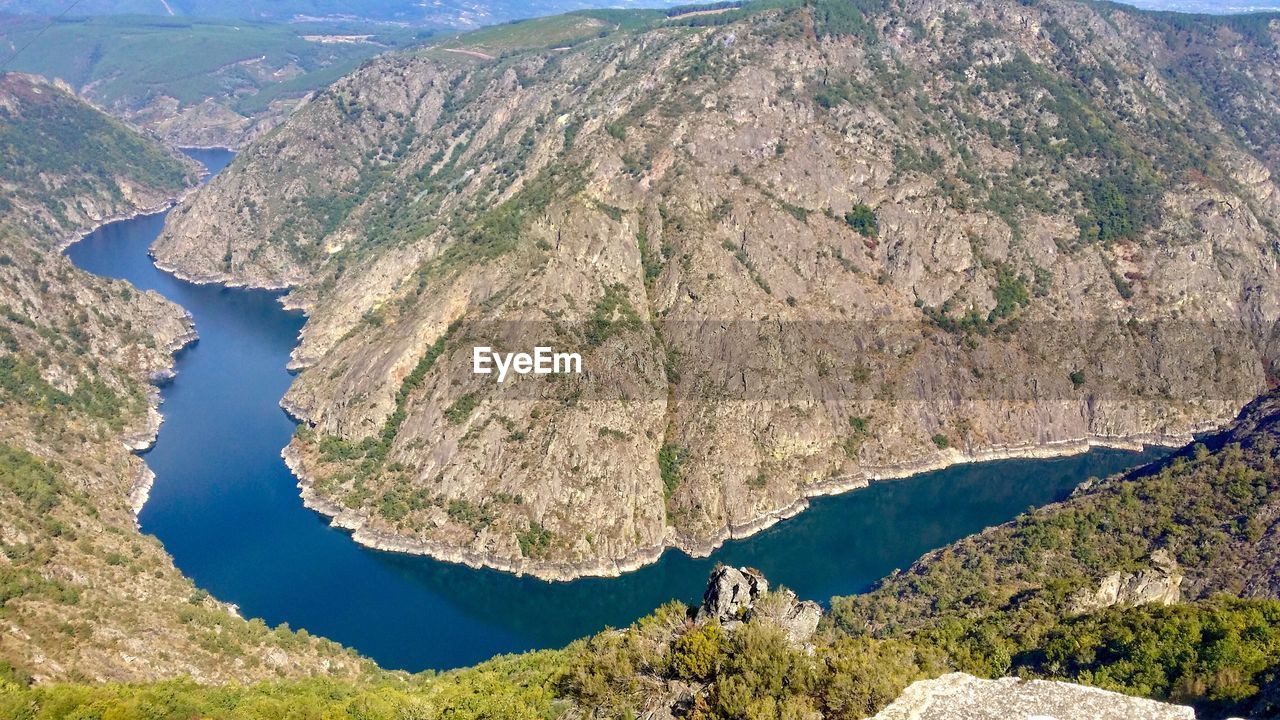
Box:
left=1122, top=0, right=1280, bottom=13
left=0, top=0, right=678, bottom=27
left=0, top=15, right=437, bottom=147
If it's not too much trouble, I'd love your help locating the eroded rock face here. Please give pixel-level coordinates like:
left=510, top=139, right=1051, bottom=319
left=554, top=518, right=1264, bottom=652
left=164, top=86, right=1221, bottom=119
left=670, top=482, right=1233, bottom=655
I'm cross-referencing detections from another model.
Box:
left=869, top=673, right=1197, bottom=720
left=155, top=1, right=1280, bottom=580
left=1069, top=549, right=1183, bottom=614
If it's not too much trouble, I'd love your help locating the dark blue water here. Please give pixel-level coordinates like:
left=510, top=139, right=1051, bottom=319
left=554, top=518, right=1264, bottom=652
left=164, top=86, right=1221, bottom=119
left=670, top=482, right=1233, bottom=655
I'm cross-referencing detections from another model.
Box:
left=64, top=148, right=1169, bottom=671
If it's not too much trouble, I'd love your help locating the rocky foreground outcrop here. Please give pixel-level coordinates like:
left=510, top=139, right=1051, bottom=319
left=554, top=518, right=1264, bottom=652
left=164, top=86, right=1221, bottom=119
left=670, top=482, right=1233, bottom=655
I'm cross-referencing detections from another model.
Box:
left=696, top=565, right=822, bottom=646
left=869, top=673, right=1198, bottom=720
left=156, top=0, right=1280, bottom=579
left=689, top=569, right=1193, bottom=719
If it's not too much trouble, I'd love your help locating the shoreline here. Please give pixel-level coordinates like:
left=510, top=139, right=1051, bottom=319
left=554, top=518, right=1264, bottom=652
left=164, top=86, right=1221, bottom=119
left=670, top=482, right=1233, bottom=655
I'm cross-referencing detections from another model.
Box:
left=150, top=256, right=295, bottom=292
left=143, top=238, right=1245, bottom=583
left=178, top=144, right=239, bottom=152
left=282, top=421, right=1220, bottom=584
left=61, top=192, right=203, bottom=526
left=53, top=184, right=201, bottom=253
left=122, top=318, right=200, bottom=523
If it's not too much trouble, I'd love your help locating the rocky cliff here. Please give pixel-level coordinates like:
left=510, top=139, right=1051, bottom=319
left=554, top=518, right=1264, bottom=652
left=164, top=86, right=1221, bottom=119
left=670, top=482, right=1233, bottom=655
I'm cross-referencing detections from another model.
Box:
left=155, top=0, right=1280, bottom=579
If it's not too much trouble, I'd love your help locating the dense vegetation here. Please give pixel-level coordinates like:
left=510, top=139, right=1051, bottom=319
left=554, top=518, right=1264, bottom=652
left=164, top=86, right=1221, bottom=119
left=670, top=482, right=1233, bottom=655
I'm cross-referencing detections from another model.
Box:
left=0, top=652, right=566, bottom=720
left=1025, top=598, right=1280, bottom=716
left=560, top=596, right=1280, bottom=719
left=825, top=392, right=1280, bottom=718
left=0, top=73, right=198, bottom=242
left=0, top=75, right=193, bottom=199
left=4, top=598, right=1278, bottom=719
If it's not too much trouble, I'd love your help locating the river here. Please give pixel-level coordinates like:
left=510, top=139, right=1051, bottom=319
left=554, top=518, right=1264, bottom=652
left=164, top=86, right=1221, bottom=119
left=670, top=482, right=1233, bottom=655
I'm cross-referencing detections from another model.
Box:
left=64, top=148, right=1168, bottom=671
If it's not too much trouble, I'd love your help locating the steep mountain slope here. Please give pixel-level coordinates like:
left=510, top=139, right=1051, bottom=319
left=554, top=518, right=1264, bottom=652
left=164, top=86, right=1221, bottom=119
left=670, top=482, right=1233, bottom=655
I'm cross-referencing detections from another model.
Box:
left=826, top=387, right=1280, bottom=718
left=0, top=73, right=200, bottom=244
left=0, top=73, right=370, bottom=683
left=156, top=0, right=1280, bottom=580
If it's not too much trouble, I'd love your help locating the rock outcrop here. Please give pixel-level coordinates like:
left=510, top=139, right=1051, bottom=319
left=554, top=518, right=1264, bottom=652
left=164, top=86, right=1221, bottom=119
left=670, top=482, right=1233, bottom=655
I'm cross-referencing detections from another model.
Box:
left=695, top=565, right=770, bottom=626
left=869, top=673, right=1197, bottom=720
left=1068, top=549, right=1184, bottom=614
left=696, top=565, right=822, bottom=646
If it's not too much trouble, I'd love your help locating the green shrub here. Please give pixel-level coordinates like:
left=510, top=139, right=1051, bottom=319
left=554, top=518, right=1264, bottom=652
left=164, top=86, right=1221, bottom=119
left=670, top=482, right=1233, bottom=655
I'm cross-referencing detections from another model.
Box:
left=844, top=204, right=879, bottom=237
left=444, top=393, right=480, bottom=425
left=584, top=284, right=642, bottom=346
left=671, top=622, right=725, bottom=681
left=518, top=521, right=553, bottom=559
left=658, top=443, right=688, bottom=498
left=0, top=443, right=63, bottom=513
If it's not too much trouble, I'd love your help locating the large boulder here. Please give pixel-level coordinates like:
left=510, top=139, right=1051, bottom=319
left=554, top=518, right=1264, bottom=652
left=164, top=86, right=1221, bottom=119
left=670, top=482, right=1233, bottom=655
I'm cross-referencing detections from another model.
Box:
left=870, top=673, right=1197, bottom=720
left=695, top=565, right=768, bottom=625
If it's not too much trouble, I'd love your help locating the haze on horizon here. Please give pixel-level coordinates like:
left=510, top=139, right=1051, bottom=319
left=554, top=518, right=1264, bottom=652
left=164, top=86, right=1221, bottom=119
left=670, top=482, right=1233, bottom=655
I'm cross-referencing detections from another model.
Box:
left=1, top=0, right=1278, bottom=23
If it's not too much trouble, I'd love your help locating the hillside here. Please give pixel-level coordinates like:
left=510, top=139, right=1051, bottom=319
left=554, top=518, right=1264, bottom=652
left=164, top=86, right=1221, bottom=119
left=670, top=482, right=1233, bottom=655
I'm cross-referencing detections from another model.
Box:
left=6, top=389, right=1280, bottom=716
left=0, top=73, right=371, bottom=683
left=0, top=73, right=201, bottom=244
left=154, top=0, right=1280, bottom=580
left=828, top=387, right=1280, bottom=717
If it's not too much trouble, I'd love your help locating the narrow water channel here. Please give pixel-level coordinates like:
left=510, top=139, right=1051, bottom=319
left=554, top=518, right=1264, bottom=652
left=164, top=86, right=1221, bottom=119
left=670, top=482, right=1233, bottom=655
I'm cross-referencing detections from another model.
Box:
left=64, top=149, right=1168, bottom=671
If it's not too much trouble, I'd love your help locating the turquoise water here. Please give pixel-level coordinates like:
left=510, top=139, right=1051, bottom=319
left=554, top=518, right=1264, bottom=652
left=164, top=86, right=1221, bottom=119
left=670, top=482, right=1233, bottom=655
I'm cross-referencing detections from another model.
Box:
left=64, top=148, right=1169, bottom=671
